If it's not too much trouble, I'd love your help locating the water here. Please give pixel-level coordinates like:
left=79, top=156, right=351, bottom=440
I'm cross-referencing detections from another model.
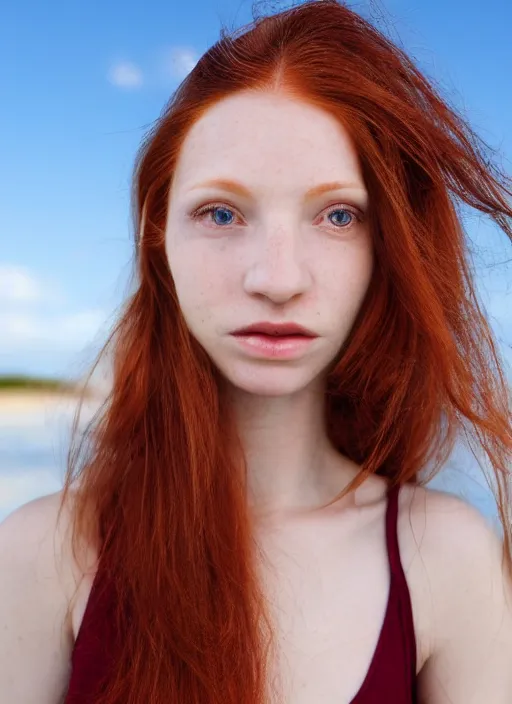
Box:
left=0, top=397, right=97, bottom=522
left=0, top=396, right=501, bottom=527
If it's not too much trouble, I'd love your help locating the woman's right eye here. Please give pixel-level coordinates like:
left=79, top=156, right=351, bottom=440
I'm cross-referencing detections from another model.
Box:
left=190, top=203, right=239, bottom=226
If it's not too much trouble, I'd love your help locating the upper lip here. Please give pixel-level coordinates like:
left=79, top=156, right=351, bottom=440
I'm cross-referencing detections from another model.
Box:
left=231, top=322, right=318, bottom=337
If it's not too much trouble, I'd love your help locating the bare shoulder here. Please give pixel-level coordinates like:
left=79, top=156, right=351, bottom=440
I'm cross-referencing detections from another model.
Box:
left=395, top=483, right=512, bottom=689
left=396, top=483, right=506, bottom=578
left=0, top=490, right=85, bottom=632
left=0, top=489, right=82, bottom=593
left=0, top=490, right=95, bottom=703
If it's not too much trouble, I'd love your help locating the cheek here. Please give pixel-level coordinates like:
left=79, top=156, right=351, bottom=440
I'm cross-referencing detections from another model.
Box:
left=167, top=246, right=235, bottom=328
left=321, top=246, right=373, bottom=318
left=172, top=241, right=241, bottom=295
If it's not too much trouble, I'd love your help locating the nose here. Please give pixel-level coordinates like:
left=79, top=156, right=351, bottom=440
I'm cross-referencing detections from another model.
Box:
left=242, top=226, right=312, bottom=305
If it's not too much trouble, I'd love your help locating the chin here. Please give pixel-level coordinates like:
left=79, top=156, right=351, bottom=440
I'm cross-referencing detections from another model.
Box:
left=219, top=362, right=323, bottom=398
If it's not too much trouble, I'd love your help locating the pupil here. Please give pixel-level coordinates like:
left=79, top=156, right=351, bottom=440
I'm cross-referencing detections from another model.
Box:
left=330, top=210, right=350, bottom=226
left=214, top=208, right=233, bottom=225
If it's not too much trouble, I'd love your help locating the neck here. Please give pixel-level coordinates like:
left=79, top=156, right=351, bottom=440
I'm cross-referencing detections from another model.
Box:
left=224, top=379, right=358, bottom=519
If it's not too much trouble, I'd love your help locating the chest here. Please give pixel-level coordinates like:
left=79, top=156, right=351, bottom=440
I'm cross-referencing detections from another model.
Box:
left=70, top=503, right=428, bottom=702
left=254, top=511, right=394, bottom=703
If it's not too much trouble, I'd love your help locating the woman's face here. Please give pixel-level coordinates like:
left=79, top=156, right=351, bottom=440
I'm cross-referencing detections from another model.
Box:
left=165, top=91, right=373, bottom=396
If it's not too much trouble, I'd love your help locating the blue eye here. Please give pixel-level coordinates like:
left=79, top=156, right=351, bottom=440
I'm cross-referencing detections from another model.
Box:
left=192, top=204, right=236, bottom=226
left=190, top=202, right=362, bottom=231
left=212, top=207, right=235, bottom=225
left=327, top=209, right=355, bottom=228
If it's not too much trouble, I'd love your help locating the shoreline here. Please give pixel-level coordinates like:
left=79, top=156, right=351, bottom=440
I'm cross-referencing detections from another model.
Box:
left=0, top=389, right=105, bottom=413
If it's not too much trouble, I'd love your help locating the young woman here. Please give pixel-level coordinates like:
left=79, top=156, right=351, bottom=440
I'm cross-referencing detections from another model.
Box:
left=1, top=1, right=511, bottom=702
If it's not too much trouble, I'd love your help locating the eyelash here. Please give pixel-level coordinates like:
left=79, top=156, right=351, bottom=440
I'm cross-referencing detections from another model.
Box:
left=190, top=201, right=363, bottom=232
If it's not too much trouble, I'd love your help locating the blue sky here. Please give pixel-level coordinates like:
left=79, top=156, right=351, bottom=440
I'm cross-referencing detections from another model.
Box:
left=1, top=0, right=511, bottom=379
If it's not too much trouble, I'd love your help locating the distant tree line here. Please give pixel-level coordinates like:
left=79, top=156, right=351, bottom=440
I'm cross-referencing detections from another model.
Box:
left=0, top=375, right=76, bottom=392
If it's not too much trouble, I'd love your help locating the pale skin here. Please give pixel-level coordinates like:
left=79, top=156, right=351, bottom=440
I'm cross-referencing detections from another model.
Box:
left=1, top=90, right=511, bottom=702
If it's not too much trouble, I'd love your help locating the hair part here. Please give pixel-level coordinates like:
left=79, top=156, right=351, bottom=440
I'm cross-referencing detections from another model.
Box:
left=60, top=1, right=512, bottom=702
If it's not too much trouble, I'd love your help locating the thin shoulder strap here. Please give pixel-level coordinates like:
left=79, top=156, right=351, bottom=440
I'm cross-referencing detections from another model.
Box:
left=385, top=483, right=403, bottom=578
left=385, top=483, right=418, bottom=687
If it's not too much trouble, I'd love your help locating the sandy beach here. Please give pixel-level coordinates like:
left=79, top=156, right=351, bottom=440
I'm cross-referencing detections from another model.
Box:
left=0, top=390, right=104, bottom=415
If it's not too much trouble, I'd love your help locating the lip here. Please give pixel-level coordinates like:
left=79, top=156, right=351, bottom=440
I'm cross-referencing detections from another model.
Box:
left=230, top=321, right=318, bottom=337
left=229, top=321, right=318, bottom=360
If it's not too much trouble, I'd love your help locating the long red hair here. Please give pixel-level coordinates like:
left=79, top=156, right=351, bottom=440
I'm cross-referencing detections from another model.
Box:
left=60, top=1, right=512, bottom=702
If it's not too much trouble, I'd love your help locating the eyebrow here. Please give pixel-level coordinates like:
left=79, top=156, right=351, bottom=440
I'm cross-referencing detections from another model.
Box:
left=188, top=178, right=367, bottom=200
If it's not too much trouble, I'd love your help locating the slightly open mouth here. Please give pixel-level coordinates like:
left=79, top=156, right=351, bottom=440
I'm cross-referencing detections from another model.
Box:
left=234, top=332, right=310, bottom=338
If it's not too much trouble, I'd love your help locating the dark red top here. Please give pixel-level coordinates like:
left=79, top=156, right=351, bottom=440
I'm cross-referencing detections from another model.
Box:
left=65, top=484, right=417, bottom=703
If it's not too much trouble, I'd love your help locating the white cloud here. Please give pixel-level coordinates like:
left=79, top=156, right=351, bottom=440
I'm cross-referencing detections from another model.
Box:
left=0, top=263, right=110, bottom=376
left=167, top=46, right=198, bottom=80
left=0, top=309, right=106, bottom=352
left=107, top=60, right=144, bottom=89
left=0, top=265, right=59, bottom=304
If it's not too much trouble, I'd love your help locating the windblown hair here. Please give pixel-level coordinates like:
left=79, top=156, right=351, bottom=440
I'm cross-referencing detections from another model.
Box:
left=60, top=1, right=512, bottom=702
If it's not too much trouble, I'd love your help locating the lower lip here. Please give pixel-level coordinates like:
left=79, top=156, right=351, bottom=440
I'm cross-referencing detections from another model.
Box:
left=230, top=333, right=316, bottom=359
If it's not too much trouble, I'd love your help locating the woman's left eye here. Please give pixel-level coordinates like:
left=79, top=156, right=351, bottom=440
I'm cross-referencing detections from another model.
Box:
left=190, top=203, right=362, bottom=230
left=325, top=207, right=360, bottom=229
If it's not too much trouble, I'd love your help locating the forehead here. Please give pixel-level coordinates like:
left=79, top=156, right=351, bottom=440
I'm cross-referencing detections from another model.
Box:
left=171, top=91, right=366, bottom=196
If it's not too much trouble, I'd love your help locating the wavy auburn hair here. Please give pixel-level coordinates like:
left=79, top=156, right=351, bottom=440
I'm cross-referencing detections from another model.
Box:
left=60, top=1, right=512, bottom=702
